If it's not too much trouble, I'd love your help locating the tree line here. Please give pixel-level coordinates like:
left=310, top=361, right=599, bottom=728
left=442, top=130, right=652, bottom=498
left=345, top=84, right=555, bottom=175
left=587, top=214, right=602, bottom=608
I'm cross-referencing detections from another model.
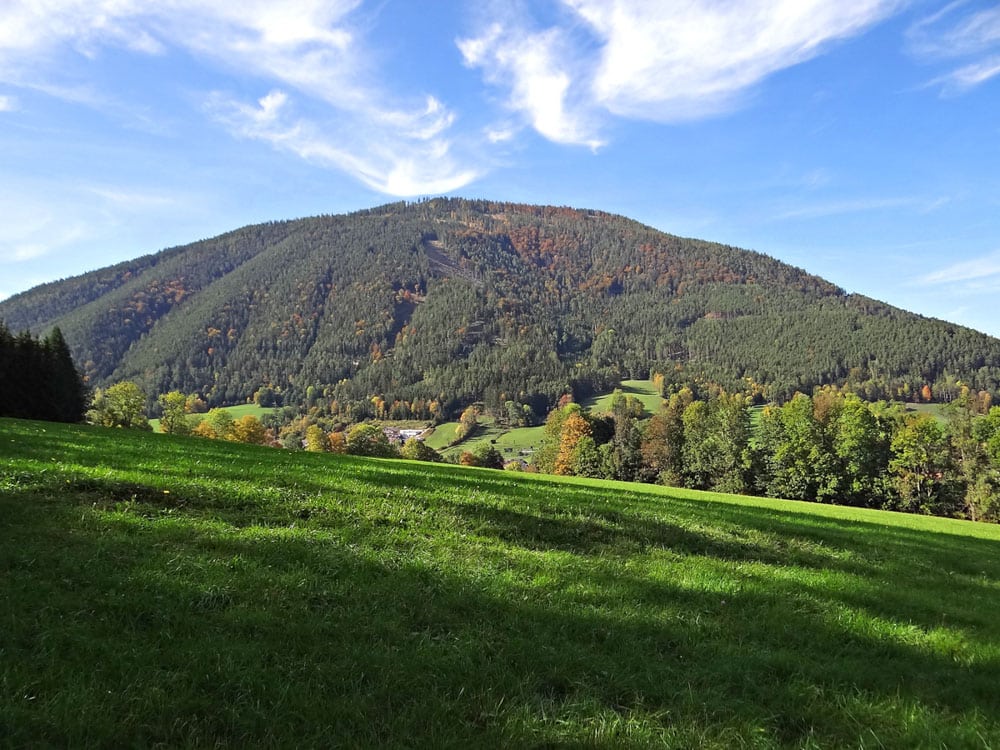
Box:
left=6, top=198, right=1000, bottom=420
left=20, top=360, right=996, bottom=522
left=0, top=323, right=88, bottom=423
left=533, top=385, right=998, bottom=522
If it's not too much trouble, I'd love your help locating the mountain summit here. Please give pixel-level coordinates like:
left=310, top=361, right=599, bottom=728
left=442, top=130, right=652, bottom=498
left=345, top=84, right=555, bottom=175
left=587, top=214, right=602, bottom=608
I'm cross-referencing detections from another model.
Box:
left=2, top=198, right=997, bottom=414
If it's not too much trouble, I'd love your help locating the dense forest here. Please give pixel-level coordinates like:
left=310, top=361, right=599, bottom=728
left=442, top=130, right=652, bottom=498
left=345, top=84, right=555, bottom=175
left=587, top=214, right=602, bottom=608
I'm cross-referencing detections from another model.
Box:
left=528, top=386, right=999, bottom=523
left=3, top=198, right=1000, bottom=419
left=0, top=323, right=88, bottom=423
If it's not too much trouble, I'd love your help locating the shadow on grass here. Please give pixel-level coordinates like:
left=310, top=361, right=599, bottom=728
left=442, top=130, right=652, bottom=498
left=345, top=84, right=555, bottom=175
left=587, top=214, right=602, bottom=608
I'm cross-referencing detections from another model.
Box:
left=445, top=499, right=854, bottom=569
left=2, top=477, right=1000, bottom=748
left=4, top=419, right=1000, bottom=745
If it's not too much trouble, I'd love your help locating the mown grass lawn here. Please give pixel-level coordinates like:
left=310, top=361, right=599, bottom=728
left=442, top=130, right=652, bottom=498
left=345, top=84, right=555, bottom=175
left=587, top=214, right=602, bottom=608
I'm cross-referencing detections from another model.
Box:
left=2, top=418, right=999, bottom=748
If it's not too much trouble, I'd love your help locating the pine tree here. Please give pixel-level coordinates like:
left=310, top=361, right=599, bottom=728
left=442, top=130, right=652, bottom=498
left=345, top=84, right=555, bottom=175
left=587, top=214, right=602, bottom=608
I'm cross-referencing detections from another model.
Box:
left=43, top=327, right=89, bottom=422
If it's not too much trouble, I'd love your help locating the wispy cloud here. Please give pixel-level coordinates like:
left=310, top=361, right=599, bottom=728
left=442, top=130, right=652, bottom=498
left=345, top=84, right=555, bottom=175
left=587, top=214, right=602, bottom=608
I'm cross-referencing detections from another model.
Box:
left=569, top=0, right=900, bottom=121
left=458, top=18, right=604, bottom=149
left=772, top=195, right=946, bottom=221
left=0, top=181, right=186, bottom=264
left=909, top=2, right=1000, bottom=93
left=460, top=0, right=900, bottom=144
left=0, top=222, right=90, bottom=263
left=85, top=185, right=180, bottom=210
left=206, top=90, right=479, bottom=196
left=0, top=94, right=16, bottom=111
left=926, top=55, right=1000, bottom=94
left=917, top=249, right=1000, bottom=287
left=0, top=0, right=479, bottom=196
left=0, top=1, right=914, bottom=191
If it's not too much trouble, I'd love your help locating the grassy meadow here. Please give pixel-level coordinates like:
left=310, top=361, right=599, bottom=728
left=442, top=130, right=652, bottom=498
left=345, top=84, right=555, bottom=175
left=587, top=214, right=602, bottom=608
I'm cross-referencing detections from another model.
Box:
left=582, top=379, right=664, bottom=416
left=427, top=380, right=663, bottom=460
left=149, top=403, right=280, bottom=433
left=426, top=417, right=545, bottom=460
left=2, top=417, right=999, bottom=748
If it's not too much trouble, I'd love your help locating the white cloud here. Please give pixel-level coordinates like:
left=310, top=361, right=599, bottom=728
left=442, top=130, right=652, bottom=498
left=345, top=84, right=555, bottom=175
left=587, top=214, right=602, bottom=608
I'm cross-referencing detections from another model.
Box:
left=486, top=125, right=517, bottom=144
left=909, top=2, right=1000, bottom=93
left=458, top=20, right=604, bottom=149
left=0, top=1, right=912, bottom=190
left=85, top=185, right=179, bottom=210
left=459, top=0, right=899, bottom=143
left=0, top=223, right=89, bottom=263
left=11, top=243, right=51, bottom=262
left=909, top=2, right=1000, bottom=58
left=0, top=0, right=479, bottom=196
left=570, top=0, right=900, bottom=121
left=207, top=90, right=479, bottom=196
left=0, top=181, right=185, bottom=265
left=927, top=55, right=1000, bottom=94
left=0, top=94, right=16, bottom=111
left=917, top=250, right=1000, bottom=287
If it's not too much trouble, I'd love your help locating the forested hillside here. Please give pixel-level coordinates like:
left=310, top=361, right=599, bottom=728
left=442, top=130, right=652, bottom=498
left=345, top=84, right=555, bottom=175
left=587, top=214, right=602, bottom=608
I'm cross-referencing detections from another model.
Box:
left=3, top=198, right=999, bottom=417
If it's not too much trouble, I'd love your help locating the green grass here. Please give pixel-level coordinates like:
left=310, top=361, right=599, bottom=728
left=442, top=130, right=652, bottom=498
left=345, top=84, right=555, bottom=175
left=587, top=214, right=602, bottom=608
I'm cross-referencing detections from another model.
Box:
left=430, top=418, right=546, bottom=460
left=487, top=424, right=546, bottom=457
left=150, top=403, right=279, bottom=432
left=2, top=418, right=999, bottom=748
left=423, top=420, right=461, bottom=450
left=904, top=402, right=950, bottom=423
left=430, top=380, right=664, bottom=459
left=583, top=379, right=664, bottom=416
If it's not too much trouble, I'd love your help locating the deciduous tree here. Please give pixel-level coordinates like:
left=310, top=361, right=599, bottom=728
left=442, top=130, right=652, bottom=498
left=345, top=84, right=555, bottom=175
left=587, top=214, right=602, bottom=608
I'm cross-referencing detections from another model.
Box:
left=158, top=391, right=192, bottom=435
left=232, top=414, right=268, bottom=445
left=88, top=381, right=150, bottom=430
left=305, top=424, right=330, bottom=452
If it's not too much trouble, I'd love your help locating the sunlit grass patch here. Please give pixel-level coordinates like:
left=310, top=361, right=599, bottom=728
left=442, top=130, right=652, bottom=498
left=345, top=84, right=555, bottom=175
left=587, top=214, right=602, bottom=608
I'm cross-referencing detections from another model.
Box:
left=2, top=417, right=999, bottom=748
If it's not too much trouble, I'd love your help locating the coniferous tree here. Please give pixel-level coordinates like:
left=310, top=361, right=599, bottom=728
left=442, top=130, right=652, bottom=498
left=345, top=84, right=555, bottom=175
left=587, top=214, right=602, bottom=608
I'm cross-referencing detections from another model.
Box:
left=0, top=322, right=87, bottom=422
left=42, top=327, right=89, bottom=422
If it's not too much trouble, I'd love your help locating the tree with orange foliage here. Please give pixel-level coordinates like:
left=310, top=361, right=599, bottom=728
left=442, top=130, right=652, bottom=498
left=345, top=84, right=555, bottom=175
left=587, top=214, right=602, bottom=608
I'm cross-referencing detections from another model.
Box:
left=231, top=414, right=268, bottom=445
left=328, top=432, right=347, bottom=454
left=453, top=405, right=479, bottom=442
left=554, top=409, right=591, bottom=475
left=191, top=420, right=217, bottom=440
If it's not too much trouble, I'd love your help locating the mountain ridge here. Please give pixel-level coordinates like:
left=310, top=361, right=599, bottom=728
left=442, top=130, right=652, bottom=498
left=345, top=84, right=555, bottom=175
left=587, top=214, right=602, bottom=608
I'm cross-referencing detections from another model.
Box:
left=2, top=198, right=997, bottom=416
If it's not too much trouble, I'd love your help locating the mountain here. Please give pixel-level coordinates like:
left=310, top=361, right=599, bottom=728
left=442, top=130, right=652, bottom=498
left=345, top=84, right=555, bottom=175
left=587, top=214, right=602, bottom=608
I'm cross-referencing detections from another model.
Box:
left=2, top=198, right=998, bottom=416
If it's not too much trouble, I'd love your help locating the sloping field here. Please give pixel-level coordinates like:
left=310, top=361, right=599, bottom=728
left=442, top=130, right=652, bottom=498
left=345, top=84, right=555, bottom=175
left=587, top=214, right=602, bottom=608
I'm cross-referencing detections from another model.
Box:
left=2, top=418, right=998, bottom=747
left=583, top=379, right=664, bottom=416
left=428, top=419, right=546, bottom=460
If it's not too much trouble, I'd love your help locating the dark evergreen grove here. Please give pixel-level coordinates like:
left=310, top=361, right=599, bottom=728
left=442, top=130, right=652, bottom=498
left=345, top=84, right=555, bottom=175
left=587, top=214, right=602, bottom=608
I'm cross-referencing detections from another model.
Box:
left=0, top=323, right=89, bottom=423
left=2, top=198, right=1000, bottom=420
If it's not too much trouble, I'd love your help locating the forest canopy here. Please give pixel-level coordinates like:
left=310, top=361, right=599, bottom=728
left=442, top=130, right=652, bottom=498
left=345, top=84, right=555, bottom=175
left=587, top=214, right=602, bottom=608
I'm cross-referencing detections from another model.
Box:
left=2, top=199, right=998, bottom=419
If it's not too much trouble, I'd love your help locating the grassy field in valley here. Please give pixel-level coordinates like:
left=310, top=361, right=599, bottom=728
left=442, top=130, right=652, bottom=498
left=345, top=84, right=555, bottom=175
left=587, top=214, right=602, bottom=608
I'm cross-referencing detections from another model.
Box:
left=427, top=418, right=546, bottom=460
left=2, top=418, right=999, bottom=747
left=429, top=380, right=663, bottom=459
left=583, top=379, right=664, bottom=416
left=150, top=403, right=279, bottom=433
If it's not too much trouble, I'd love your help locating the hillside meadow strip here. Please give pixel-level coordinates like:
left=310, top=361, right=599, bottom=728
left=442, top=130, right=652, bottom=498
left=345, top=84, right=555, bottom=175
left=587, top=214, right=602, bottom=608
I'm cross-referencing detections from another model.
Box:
left=2, top=418, right=999, bottom=748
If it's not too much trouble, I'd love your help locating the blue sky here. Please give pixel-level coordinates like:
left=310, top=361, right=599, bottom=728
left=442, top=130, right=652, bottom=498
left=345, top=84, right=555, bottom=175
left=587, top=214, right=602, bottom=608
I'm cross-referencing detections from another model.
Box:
left=1, top=1, right=999, bottom=335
